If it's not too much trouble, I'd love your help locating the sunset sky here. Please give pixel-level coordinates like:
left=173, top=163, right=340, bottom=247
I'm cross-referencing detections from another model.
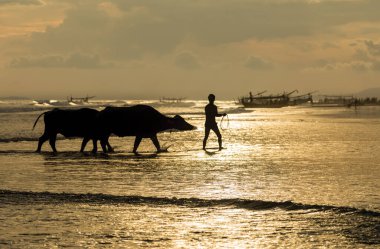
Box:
left=1, top=0, right=380, bottom=99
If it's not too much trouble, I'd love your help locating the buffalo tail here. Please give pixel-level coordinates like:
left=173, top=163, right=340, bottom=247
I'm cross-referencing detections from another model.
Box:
left=32, top=112, right=47, bottom=130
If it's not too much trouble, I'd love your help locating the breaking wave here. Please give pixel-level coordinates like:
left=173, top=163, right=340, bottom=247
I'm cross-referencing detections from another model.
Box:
left=0, top=190, right=378, bottom=216
left=162, top=108, right=253, bottom=117
left=0, top=106, right=51, bottom=113
left=0, top=137, right=39, bottom=143
left=222, top=107, right=253, bottom=114
left=0, top=136, right=71, bottom=143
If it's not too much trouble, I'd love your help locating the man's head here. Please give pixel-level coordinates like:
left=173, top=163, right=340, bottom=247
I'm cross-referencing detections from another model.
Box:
left=208, top=94, right=215, bottom=103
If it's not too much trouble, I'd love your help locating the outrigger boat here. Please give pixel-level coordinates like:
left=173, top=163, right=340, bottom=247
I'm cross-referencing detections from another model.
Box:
left=288, top=92, right=315, bottom=106
left=159, top=97, right=186, bottom=103
left=312, top=95, right=356, bottom=107
left=237, top=90, right=301, bottom=108
left=312, top=95, right=355, bottom=107
left=67, top=95, right=95, bottom=104
left=157, top=97, right=195, bottom=107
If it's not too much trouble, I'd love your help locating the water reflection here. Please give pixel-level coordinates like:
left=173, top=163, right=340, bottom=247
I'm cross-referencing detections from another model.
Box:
left=0, top=106, right=380, bottom=247
left=1, top=199, right=378, bottom=248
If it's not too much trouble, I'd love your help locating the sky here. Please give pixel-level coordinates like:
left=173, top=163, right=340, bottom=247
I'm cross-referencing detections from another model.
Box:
left=0, top=0, right=380, bottom=99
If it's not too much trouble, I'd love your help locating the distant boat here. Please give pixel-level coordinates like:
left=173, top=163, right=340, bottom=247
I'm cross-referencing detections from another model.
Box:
left=159, top=97, right=186, bottom=103
left=67, top=95, right=95, bottom=104
left=349, top=97, right=380, bottom=106
left=312, top=95, right=355, bottom=107
left=237, top=90, right=301, bottom=108
left=288, top=92, right=315, bottom=106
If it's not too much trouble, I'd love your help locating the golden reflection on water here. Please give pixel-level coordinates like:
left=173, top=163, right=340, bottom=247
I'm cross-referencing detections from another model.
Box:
left=0, top=106, right=379, bottom=247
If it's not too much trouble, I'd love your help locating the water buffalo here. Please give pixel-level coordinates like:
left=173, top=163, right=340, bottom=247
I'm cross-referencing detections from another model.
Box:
left=33, top=108, right=112, bottom=153
left=97, top=105, right=196, bottom=154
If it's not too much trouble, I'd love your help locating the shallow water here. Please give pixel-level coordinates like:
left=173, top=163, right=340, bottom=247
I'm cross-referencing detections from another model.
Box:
left=0, top=100, right=379, bottom=248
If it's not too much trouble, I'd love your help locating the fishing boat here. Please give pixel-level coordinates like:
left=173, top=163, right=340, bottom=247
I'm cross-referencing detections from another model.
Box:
left=312, top=95, right=355, bottom=107
left=159, top=97, right=186, bottom=103
left=237, top=90, right=299, bottom=108
left=157, top=97, right=195, bottom=107
left=67, top=95, right=95, bottom=104
left=288, top=92, right=315, bottom=106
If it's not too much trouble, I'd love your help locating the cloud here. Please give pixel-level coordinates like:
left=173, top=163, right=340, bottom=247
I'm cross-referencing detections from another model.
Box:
left=350, top=61, right=371, bottom=71
left=321, top=42, right=339, bottom=49
left=306, top=38, right=380, bottom=72
left=26, top=2, right=183, bottom=60
left=0, top=0, right=44, bottom=5
left=372, top=60, right=380, bottom=71
left=364, top=40, right=380, bottom=56
left=245, top=56, right=273, bottom=70
left=174, top=51, right=201, bottom=70
left=9, top=53, right=113, bottom=69
left=352, top=49, right=370, bottom=61
left=15, top=0, right=380, bottom=60
left=307, top=60, right=372, bottom=72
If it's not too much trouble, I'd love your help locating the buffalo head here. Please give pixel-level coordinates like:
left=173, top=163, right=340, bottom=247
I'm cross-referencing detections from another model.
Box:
left=167, top=115, right=196, bottom=131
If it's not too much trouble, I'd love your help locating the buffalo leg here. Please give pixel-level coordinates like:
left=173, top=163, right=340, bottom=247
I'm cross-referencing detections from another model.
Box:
left=49, top=134, right=57, bottom=153
left=80, top=137, right=90, bottom=152
left=36, top=132, right=49, bottom=153
left=100, top=137, right=108, bottom=153
left=92, top=139, right=114, bottom=153
left=150, top=135, right=161, bottom=152
left=106, top=141, right=114, bottom=152
left=133, top=136, right=142, bottom=154
left=91, top=139, right=98, bottom=153
left=99, top=136, right=112, bottom=153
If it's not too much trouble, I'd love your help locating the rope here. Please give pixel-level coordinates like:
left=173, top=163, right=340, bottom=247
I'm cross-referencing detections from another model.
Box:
left=220, top=114, right=230, bottom=130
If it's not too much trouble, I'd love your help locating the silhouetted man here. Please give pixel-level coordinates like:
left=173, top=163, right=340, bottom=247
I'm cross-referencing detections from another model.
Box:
left=203, top=94, right=226, bottom=150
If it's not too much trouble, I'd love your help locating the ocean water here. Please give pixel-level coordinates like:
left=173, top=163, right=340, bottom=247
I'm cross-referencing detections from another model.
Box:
left=0, top=100, right=379, bottom=248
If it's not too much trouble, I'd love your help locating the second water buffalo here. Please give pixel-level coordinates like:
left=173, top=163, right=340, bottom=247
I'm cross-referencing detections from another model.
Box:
left=33, top=108, right=112, bottom=153
left=97, top=105, right=196, bottom=154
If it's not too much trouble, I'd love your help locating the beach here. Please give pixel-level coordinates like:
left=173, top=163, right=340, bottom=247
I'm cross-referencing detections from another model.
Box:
left=0, top=100, right=379, bottom=248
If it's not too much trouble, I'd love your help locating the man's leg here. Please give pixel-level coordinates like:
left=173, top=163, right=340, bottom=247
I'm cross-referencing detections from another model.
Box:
left=203, top=127, right=211, bottom=150
left=211, top=126, right=223, bottom=150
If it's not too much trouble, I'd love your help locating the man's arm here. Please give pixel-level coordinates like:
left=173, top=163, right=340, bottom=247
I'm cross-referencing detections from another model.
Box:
left=215, top=106, right=226, bottom=117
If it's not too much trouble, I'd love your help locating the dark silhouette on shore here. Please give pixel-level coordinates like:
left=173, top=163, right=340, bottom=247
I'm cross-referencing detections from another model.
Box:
left=97, top=105, right=196, bottom=154
left=33, top=106, right=195, bottom=154
left=203, top=94, right=226, bottom=151
left=33, top=108, right=112, bottom=153
left=99, top=105, right=196, bottom=154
